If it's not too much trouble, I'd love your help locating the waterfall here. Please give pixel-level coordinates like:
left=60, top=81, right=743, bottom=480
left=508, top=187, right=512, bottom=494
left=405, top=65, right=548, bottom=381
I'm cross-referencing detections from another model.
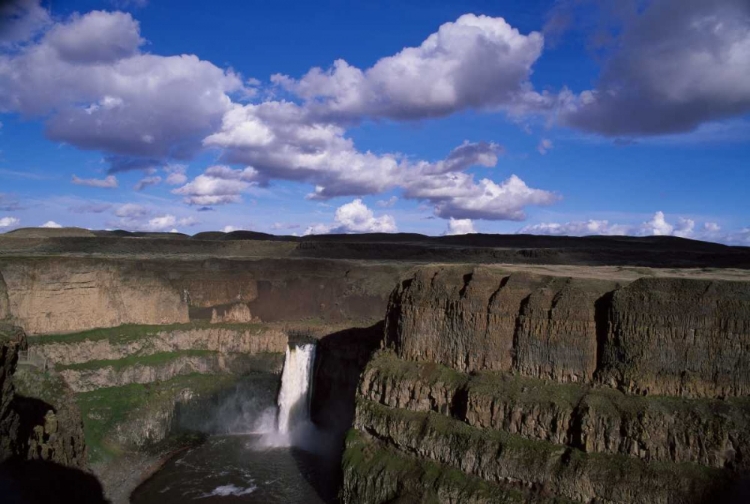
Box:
left=276, top=343, right=316, bottom=433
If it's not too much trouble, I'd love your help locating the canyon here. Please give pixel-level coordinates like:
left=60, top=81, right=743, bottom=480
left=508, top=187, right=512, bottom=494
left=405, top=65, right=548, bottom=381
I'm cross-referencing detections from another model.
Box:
left=0, top=230, right=749, bottom=503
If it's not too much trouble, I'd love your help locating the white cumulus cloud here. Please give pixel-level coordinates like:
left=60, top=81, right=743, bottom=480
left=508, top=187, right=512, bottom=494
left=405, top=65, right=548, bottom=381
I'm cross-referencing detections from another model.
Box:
left=0, top=8, right=244, bottom=166
left=145, top=214, right=176, bottom=231
left=640, top=211, right=674, bottom=236
left=377, top=196, right=398, bottom=208
left=273, top=14, right=546, bottom=121
left=114, top=203, right=149, bottom=219
left=205, top=100, right=555, bottom=220
left=172, top=165, right=262, bottom=206
left=163, top=164, right=188, bottom=185
left=519, top=211, right=750, bottom=246
left=304, top=199, right=396, bottom=235
left=445, top=218, right=476, bottom=235
left=44, top=10, right=144, bottom=64
left=0, top=216, right=20, bottom=228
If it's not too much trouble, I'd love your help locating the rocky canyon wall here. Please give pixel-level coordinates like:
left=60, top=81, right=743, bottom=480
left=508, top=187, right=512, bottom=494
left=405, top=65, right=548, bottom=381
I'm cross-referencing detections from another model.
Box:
left=383, top=265, right=750, bottom=397
left=0, top=254, right=407, bottom=502
left=0, top=257, right=405, bottom=335
left=344, top=265, right=750, bottom=503
left=0, top=323, right=88, bottom=470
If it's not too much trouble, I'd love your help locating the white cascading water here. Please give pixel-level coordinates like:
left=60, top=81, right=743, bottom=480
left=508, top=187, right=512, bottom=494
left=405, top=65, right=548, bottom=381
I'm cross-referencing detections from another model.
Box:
left=276, top=343, right=316, bottom=433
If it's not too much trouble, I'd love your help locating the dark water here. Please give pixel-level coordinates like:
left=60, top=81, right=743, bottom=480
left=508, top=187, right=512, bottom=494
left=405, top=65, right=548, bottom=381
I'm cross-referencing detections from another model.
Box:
left=131, top=435, right=337, bottom=503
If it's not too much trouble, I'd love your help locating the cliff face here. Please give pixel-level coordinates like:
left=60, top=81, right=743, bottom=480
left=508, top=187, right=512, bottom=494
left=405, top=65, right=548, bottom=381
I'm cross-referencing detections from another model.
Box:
left=385, top=266, right=619, bottom=381
left=600, top=277, right=750, bottom=398
left=13, top=367, right=88, bottom=469
left=359, top=353, right=750, bottom=470
left=345, top=266, right=750, bottom=503
left=0, top=270, right=9, bottom=320
left=384, top=266, right=750, bottom=397
left=0, top=257, right=405, bottom=335
left=0, top=260, right=188, bottom=335
left=0, top=324, right=24, bottom=460
left=0, top=324, right=87, bottom=470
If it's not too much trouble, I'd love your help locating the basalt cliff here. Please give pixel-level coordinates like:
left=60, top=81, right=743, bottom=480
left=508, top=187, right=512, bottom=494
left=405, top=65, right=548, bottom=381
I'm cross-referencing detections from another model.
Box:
left=342, top=265, right=750, bottom=503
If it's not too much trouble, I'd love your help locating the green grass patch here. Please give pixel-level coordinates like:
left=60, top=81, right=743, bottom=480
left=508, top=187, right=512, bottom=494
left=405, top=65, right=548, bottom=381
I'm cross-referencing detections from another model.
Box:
left=358, top=398, right=563, bottom=460
left=357, top=398, right=730, bottom=499
left=30, top=321, right=269, bottom=346
left=343, top=430, right=569, bottom=503
left=76, top=373, right=238, bottom=463
left=56, top=349, right=218, bottom=372
left=469, top=371, right=586, bottom=408
left=366, top=350, right=468, bottom=388
left=56, top=350, right=284, bottom=376
left=13, top=366, right=69, bottom=406
left=365, top=352, right=750, bottom=430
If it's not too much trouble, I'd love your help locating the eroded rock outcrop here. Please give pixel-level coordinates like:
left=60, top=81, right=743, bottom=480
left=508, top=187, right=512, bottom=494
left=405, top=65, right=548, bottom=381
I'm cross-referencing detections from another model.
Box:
left=211, top=303, right=254, bottom=324
left=0, top=270, right=9, bottom=320
left=0, top=324, right=24, bottom=460
left=0, top=324, right=87, bottom=470
left=13, top=368, right=88, bottom=469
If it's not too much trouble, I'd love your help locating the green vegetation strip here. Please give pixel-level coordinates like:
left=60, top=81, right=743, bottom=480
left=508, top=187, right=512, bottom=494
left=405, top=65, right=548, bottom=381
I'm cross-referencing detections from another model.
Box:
left=56, top=349, right=218, bottom=371
left=76, top=373, right=238, bottom=463
left=367, top=350, right=468, bottom=388
left=357, top=399, right=727, bottom=498
left=13, top=367, right=69, bottom=406
left=366, top=350, right=750, bottom=419
left=358, top=398, right=562, bottom=460
left=343, top=430, right=572, bottom=504
left=30, top=321, right=269, bottom=346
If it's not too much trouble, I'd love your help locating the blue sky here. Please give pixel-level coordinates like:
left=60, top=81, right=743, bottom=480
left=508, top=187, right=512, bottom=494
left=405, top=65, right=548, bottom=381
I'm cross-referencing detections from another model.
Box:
left=0, top=0, right=748, bottom=243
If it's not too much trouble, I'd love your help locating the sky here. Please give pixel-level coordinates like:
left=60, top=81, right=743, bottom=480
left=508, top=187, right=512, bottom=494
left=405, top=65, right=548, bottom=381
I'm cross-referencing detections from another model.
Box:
left=0, top=0, right=748, bottom=243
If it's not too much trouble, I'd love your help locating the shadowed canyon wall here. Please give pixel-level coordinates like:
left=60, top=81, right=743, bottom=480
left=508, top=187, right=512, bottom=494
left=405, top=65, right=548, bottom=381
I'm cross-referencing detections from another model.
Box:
left=0, top=324, right=88, bottom=470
